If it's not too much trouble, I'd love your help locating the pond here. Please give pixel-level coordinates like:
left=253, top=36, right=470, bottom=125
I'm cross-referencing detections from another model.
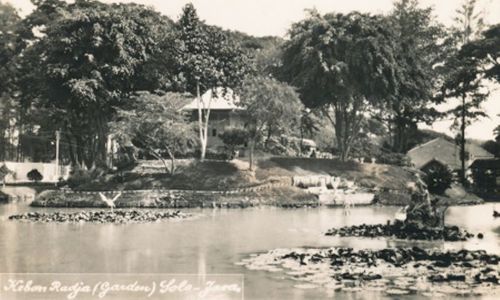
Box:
left=0, top=203, right=498, bottom=299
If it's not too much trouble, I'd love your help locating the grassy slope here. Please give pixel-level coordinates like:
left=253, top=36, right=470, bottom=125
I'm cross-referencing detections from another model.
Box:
left=255, top=157, right=415, bottom=190
left=76, top=157, right=416, bottom=194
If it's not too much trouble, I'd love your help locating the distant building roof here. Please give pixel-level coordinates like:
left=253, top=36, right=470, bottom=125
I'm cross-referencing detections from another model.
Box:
left=182, top=88, right=243, bottom=111
left=407, top=137, right=494, bottom=170
left=301, top=138, right=317, bottom=147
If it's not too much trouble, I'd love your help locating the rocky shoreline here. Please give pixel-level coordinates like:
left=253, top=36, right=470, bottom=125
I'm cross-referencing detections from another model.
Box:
left=325, top=222, right=476, bottom=241
left=238, top=247, right=500, bottom=296
left=8, top=210, right=190, bottom=224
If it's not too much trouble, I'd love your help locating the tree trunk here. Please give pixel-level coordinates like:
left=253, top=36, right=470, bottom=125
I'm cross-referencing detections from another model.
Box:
left=165, top=146, right=176, bottom=175
left=65, top=133, right=76, bottom=166
left=148, top=147, right=170, bottom=174
left=197, top=83, right=212, bottom=161
left=96, top=114, right=108, bottom=167
left=460, top=92, right=466, bottom=186
left=248, top=139, right=255, bottom=171
left=265, top=126, right=273, bottom=148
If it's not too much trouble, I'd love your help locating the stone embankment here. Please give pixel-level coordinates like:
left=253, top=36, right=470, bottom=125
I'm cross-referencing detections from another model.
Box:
left=325, top=222, right=476, bottom=241
left=8, top=210, right=190, bottom=223
left=30, top=177, right=319, bottom=208
left=29, top=174, right=381, bottom=208
left=239, top=247, right=500, bottom=296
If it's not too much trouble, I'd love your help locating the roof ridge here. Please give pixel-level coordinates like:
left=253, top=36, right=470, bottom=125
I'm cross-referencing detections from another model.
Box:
left=407, top=137, right=445, bottom=154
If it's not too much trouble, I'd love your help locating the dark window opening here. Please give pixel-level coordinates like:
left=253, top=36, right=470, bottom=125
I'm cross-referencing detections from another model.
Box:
left=212, top=129, right=217, bottom=137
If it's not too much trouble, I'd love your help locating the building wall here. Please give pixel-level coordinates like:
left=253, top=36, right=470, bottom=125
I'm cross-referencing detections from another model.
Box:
left=190, top=110, right=245, bottom=150
left=2, top=161, right=71, bottom=183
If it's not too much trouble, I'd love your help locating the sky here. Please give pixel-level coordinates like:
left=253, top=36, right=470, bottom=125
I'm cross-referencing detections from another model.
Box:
left=6, top=0, right=500, bottom=141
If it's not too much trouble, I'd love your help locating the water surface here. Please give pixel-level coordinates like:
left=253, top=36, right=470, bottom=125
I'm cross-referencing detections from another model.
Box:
left=0, top=203, right=499, bottom=299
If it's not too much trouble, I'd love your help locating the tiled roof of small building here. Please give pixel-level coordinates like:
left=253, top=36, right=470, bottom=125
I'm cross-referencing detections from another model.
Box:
left=182, top=88, right=243, bottom=111
left=407, top=137, right=494, bottom=170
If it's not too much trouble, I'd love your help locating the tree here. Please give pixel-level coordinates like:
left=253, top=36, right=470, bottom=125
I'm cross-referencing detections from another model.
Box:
left=299, top=109, right=320, bottom=150
left=422, top=162, right=453, bottom=195
left=482, top=139, right=500, bottom=158
left=0, top=0, right=20, bottom=94
left=281, top=11, right=400, bottom=161
left=27, top=169, right=43, bottom=182
left=460, top=23, right=500, bottom=83
left=439, top=0, right=489, bottom=185
left=219, top=127, right=248, bottom=157
left=0, top=1, right=21, bottom=161
left=381, top=0, right=446, bottom=153
left=17, top=1, right=174, bottom=169
left=239, top=77, right=302, bottom=170
left=110, top=92, right=196, bottom=175
left=172, top=4, right=251, bottom=160
left=0, top=163, right=13, bottom=187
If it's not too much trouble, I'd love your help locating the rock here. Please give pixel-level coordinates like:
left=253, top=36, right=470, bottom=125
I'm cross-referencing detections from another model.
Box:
left=362, top=274, right=382, bottom=281
left=447, top=274, right=466, bottom=281
left=325, top=222, right=473, bottom=242
left=428, top=274, right=447, bottom=282
left=434, top=260, right=451, bottom=268
left=310, top=253, right=323, bottom=263
left=477, top=233, right=484, bottom=239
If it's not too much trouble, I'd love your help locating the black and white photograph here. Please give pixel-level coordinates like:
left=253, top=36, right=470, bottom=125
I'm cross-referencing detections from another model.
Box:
left=0, top=0, right=499, bottom=299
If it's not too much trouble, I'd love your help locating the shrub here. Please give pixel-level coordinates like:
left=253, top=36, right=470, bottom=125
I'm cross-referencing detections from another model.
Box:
left=113, top=154, right=138, bottom=173
left=0, top=190, right=8, bottom=203
left=220, top=127, right=248, bottom=152
left=27, top=169, right=43, bottom=182
left=423, top=163, right=453, bottom=195
left=205, top=150, right=231, bottom=161
left=66, top=167, right=110, bottom=190
left=0, top=164, right=12, bottom=181
left=264, top=135, right=303, bottom=157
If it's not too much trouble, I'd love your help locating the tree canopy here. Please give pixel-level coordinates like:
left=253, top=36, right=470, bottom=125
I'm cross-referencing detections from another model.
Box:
left=110, top=91, right=196, bottom=174
left=460, top=23, right=500, bottom=83
left=171, top=3, right=251, bottom=160
left=438, top=0, right=489, bottom=184
left=239, top=76, right=302, bottom=169
left=17, top=0, right=174, bottom=168
left=281, top=11, right=400, bottom=160
left=381, top=0, right=446, bottom=153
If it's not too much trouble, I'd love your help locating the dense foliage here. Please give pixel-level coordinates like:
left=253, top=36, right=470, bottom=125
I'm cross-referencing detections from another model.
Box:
left=281, top=11, right=401, bottom=161
left=380, top=0, right=446, bottom=153
left=27, top=169, right=43, bottom=182
left=422, top=162, right=453, bottom=195
left=171, top=4, right=251, bottom=160
left=239, top=76, right=302, bottom=169
left=0, top=0, right=497, bottom=196
left=110, top=92, right=196, bottom=174
left=219, top=128, right=248, bottom=156
left=438, top=0, right=490, bottom=184
left=16, top=0, right=174, bottom=168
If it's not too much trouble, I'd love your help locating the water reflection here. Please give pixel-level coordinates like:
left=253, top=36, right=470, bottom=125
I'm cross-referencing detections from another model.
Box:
left=0, top=203, right=499, bottom=299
